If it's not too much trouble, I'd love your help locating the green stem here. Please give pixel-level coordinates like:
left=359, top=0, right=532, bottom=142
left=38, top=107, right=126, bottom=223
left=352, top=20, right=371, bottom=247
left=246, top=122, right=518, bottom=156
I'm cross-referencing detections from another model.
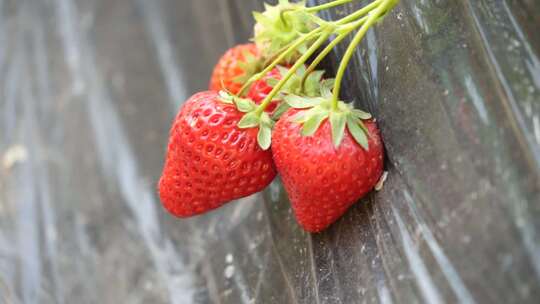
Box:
left=300, top=15, right=368, bottom=91
left=261, top=27, right=323, bottom=67
left=255, top=30, right=332, bottom=115
left=239, top=0, right=384, bottom=97
left=237, top=27, right=323, bottom=96
left=305, top=0, right=356, bottom=13
left=337, top=14, right=369, bottom=32
left=331, top=0, right=398, bottom=109
left=335, top=0, right=383, bottom=25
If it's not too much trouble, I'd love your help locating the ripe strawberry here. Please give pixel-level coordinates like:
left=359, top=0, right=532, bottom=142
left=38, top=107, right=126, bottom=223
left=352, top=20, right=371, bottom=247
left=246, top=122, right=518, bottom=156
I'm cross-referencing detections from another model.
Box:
left=209, top=43, right=262, bottom=95
left=158, top=91, right=276, bottom=217
left=271, top=98, right=384, bottom=232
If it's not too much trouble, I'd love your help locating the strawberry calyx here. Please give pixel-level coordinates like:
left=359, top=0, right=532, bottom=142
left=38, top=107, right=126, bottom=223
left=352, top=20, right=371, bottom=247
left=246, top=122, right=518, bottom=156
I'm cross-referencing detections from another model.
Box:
left=270, top=65, right=333, bottom=97
left=264, top=65, right=334, bottom=120
left=218, top=90, right=274, bottom=150
left=285, top=88, right=372, bottom=149
left=253, top=0, right=317, bottom=62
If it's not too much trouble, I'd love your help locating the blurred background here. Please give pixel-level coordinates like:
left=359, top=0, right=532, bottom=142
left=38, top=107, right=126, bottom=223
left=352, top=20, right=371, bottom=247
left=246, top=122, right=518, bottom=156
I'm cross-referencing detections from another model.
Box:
left=0, top=0, right=539, bottom=303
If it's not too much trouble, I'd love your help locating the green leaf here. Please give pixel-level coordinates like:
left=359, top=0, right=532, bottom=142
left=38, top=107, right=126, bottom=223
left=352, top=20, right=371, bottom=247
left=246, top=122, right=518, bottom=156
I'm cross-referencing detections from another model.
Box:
left=347, top=116, right=369, bottom=150
left=238, top=112, right=260, bottom=128
left=302, top=111, right=328, bottom=136
left=257, top=125, right=272, bottom=150
left=234, top=98, right=256, bottom=113
left=284, top=95, right=323, bottom=108
left=271, top=102, right=290, bottom=120
left=352, top=109, right=372, bottom=120
left=330, top=112, right=346, bottom=148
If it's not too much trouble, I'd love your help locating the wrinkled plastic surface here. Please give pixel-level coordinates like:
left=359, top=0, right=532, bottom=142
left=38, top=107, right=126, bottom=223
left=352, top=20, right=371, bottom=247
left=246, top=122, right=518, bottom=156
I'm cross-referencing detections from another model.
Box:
left=0, top=0, right=539, bottom=303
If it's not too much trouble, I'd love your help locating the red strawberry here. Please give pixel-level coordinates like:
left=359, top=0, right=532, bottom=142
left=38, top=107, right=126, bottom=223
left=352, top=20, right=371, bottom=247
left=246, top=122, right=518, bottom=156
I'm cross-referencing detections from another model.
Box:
left=209, top=43, right=261, bottom=95
left=271, top=102, right=384, bottom=232
left=158, top=91, right=276, bottom=217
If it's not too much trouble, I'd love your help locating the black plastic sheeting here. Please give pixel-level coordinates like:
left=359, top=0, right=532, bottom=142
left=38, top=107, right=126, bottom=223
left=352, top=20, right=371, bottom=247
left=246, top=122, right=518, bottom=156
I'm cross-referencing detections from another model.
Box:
left=0, top=0, right=539, bottom=303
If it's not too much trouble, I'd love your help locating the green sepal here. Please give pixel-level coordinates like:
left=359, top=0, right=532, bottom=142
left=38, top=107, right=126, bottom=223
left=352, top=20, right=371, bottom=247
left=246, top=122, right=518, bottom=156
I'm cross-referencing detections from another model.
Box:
left=271, top=102, right=290, bottom=120
left=320, top=85, right=332, bottom=99
left=231, top=48, right=263, bottom=85
left=238, top=112, right=260, bottom=128
left=257, top=112, right=274, bottom=150
left=257, top=125, right=272, bottom=150
left=253, top=12, right=273, bottom=28
left=287, top=97, right=373, bottom=150
left=320, top=78, right=335, bottom=91
left=253, top=0, right=315, bottom=62
left=276, top=65, right=290, bottom=78
left=260, top=111, right=275, bottom=128
left=290, top=110, right=307, bottom=123
left=304, top=70, right=325, bottom=96
left=218, top=90, right=234, bottom=104
left=277, top=66, right=334, bottom=98
left=302, top=109, right=329, bottom=136
left=346, top=116, right=369, bottom=150
left=284, top=95, right=323, bottom=108
left=234, top=97, right=257, bottom=113
left=330, top=111, right=346, bottom=148
left=352, top=109, right=372, bottom=120
left=266, top=78, right=279, bottom=87
left=291, top=106, right=322, bottom=123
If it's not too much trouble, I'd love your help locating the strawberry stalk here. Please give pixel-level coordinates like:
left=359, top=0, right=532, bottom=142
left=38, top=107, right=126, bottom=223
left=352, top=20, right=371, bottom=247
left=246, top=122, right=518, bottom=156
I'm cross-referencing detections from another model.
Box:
left=304, top=0, right=357, bottom=13
left=333, top=0, right=384, bottom=25
left=241, top=0, right=385, bottom=96
left=300, top=15, right=369, bottom=91
left=255, top=29, right=333, bottom=115
left=331, top=0, right=399, bottom=109
left=233, top=0, right=399, bottom=150
left=240, top=0, right=390, bottom=96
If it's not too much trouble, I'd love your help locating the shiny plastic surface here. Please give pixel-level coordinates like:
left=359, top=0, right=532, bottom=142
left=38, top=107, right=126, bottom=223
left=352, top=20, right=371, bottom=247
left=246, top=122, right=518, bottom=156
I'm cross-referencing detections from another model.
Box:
left=0, top=0, right=539, bottom=303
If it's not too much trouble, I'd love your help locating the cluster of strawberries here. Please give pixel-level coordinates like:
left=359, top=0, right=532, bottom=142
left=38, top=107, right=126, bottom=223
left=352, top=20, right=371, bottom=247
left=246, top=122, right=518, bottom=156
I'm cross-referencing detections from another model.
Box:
left=159, top=0, right=391, bottom=232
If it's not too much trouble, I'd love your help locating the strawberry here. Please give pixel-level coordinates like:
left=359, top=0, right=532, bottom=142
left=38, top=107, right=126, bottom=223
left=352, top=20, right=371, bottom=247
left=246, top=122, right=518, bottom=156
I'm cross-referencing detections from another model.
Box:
left=209, top=43, right=262, bottom=95
left=271, top=94, right=384, bottom=232
left=158, top=91, right=276, bottom=217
